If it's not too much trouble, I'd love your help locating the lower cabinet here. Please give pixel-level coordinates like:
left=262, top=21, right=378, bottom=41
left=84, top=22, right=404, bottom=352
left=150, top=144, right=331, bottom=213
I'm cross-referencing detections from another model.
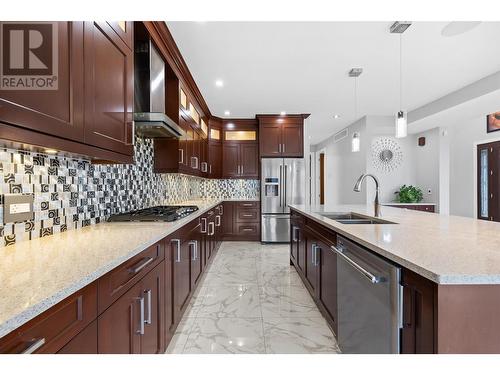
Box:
left=98, top=262, right=164, bottom=354
left=304, top=229, right=319, bottom=295
left=171, top=236, right=192, bottom=326
left=58, top=321, right=98, bottom=354
left=400, top=268, right=436, bottom=354
left=222, top=201, right=260, bottom=241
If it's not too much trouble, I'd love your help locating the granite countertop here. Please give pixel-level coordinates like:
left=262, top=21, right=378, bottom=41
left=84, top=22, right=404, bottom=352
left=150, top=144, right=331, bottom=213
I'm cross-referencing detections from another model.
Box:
left=0, top=199, right=250, bottom=339
left=382, top=202, right=436, bottom=206
left=289, top=204, right=500, bottom=285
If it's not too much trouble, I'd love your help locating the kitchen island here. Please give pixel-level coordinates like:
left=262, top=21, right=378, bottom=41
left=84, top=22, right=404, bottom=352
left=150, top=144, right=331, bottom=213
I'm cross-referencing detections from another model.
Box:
left=289, top=203, right=500, bottom=354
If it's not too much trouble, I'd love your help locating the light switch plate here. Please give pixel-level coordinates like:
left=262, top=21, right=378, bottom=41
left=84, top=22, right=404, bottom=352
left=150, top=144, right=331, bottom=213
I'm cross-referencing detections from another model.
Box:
left=3, top=194, right=34, bottom=224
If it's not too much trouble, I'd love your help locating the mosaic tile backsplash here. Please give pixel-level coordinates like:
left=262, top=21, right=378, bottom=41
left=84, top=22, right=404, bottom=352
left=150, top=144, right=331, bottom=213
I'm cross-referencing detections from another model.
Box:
left=0, top=138, right=259, bottom=247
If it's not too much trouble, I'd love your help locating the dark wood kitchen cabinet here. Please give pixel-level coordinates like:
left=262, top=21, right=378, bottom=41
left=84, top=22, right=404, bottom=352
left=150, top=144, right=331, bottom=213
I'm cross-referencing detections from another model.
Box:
left=189, top=222, right=203, bottom=290
left=221, top=201, right=260, bottom=241
left=0, top=22, right=85, bottom=142
left=400, top=268, right=436, bottom=354
left=208, top=118, right=223, bottom=178
left=222, top=143, right=259, bottom=179
left=304, top=228, right=320, bottom=295
left=318, top=237, right=338, bottom=335
left=290, top=212, right=306, bottom=273
left=98, top=262, right=164, bottom=354
left=171, top=235, right=191, bottom=325
left=83, top=21, right=134, bottom=156
left=57, top=320, right=98, bottom=354
left=257, top=114, right=308, bottom=157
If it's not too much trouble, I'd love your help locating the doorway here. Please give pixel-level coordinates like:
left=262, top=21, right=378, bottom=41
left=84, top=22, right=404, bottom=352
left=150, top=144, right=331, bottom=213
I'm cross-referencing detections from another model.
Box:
left=319, top=153, right=325, bottom=205
left=477, top=140, right=500, bottom=221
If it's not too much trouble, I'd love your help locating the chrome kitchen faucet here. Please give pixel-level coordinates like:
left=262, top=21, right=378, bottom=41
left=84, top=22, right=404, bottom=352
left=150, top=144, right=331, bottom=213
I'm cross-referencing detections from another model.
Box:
left=354, top=174, right=380, bottom=217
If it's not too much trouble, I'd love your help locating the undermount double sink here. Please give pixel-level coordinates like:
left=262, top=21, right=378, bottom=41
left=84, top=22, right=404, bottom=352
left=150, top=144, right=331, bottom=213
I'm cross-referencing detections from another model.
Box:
left=317, top=212, right=396, bottom=225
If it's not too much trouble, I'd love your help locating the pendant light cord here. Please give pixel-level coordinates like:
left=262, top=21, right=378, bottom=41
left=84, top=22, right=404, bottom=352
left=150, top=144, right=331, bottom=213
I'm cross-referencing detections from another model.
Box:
left=399, top=34, right=403, bottom=111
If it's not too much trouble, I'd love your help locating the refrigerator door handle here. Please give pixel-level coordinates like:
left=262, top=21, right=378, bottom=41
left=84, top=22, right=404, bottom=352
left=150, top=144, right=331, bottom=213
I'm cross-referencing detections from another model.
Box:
left=284, top=164, right=288, bottom=208
left=279, top=165, right=282, bottom=207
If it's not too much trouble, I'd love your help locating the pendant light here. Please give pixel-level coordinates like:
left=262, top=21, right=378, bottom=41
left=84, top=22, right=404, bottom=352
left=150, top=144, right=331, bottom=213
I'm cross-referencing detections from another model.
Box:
left=390, top=21, right=411, bottom=138
left=349, top=68, right=363, bottom=152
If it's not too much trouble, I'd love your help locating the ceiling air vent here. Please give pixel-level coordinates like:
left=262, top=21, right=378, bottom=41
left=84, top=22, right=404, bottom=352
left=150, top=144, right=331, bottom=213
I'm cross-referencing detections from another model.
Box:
left=390, top=21, right=412, bottom=34
left=333, top=128, right=349, bottom=143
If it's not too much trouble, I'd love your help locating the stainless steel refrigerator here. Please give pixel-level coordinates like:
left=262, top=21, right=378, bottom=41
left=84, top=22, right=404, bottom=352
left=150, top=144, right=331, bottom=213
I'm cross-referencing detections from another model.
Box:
left=261, top=158, right=305, bottom=242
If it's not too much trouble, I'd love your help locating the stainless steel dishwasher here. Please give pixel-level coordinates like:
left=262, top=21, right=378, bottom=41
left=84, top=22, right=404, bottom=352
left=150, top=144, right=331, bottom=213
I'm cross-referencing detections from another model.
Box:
left=334, top=236, right=402, bottom=353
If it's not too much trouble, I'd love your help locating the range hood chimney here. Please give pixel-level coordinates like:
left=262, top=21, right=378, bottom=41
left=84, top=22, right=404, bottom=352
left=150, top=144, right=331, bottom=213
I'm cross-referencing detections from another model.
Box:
left=134, top=32, right=184, bottom=139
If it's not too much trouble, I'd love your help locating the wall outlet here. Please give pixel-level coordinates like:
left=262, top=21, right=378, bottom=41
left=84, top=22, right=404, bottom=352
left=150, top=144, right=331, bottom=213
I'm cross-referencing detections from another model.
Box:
left=427, top=189, right=432, bottom=195
left=3, top=194, right=34, bottom=224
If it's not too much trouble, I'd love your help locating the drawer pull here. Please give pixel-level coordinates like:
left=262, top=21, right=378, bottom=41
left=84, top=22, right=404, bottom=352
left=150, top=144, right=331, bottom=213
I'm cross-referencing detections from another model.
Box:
left=20, top=338, right=45, bottom=354
left=128, top=257, right=154, bottom=274
left=242, top=203, right=253, bottom=207
left=242, top=228, right=254, bottom=232
left=242, top=214, right=253, bottom=217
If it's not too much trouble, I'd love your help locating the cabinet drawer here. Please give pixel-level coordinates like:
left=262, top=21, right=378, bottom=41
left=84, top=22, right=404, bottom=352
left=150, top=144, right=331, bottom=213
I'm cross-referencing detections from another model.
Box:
left=98, top=241, right=164, bottom=313
left=236, top=201, right=259, bottom=209
left=0, top=282, right=97, bottom=354
left=235, top=223, right=260, bottom=236
left=236, top=208, right=259, bottom=222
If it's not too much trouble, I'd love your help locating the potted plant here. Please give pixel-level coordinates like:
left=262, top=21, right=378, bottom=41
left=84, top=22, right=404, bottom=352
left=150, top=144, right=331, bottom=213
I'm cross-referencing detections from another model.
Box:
left=394, top=185, right=423, bottom=203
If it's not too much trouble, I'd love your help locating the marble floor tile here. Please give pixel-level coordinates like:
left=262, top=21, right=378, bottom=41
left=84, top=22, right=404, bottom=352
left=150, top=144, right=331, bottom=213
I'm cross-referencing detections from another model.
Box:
left=167, top=241, right=340, bottom=354
left=183, top=317, right=266, bottom=354
left=263, top=317, right=340, bottom=354
left=197, top=284, right=262, bottom=318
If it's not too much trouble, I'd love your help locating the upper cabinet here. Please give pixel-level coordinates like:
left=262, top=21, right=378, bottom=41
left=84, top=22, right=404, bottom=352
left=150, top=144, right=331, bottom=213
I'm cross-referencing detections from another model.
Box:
left=257, top=114, right=309, bottom=158
left=221, top=119, right=259, bottom=179
left=83, top=21, right=134, bottom=156
left=0, top=22, right=85, bottom=142
left=0, top=21, right=134, bottom=163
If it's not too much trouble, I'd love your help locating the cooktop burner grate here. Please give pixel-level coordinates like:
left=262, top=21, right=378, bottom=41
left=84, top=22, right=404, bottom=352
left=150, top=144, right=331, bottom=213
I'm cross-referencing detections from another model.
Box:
left=107, top=205, right=199, bottom=222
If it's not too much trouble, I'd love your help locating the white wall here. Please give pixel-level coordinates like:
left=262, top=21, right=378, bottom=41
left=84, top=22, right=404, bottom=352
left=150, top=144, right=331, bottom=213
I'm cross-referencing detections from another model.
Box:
left=414, top=128, right=440, bottom=206
left=449, top=115, right=500, bottom=217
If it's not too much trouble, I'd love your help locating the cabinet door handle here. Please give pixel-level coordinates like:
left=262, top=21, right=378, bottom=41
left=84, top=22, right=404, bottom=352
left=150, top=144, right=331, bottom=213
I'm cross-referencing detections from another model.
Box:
left=125, top=121, right=135, bottom=146
left=20, top=338, right=46, bottom=354
left=128, top=257, right=154, bottom=274
left=136, top=297, right=145, bottom=335
left=292, top=226, right=299, bottom=242
left=209, top=164, right=212, bottom=174
left=311, top=244, right=317, bottom=265
left=241, top=165, right=244, bottom=175
left=144, top=289, right=152, bottom=325
left=278, top=144, right=281, bottom=153
left=209, top=222, right=215, bottom=236
left=216, top=215, right=221, bottom=227
left=179, top=149, right=184, bottom=164
left=201, top=218, right=207, bottom=233
left=172, top=239, right=181, bottom=262
left=282, top=143, right=285, bottom=153
left=189, top=240, right=198, bottom=260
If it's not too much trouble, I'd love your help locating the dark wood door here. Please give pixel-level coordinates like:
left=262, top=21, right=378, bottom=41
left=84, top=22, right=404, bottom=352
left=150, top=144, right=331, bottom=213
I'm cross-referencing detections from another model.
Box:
left=97, top=280, right=143, bottom=354
left=172, top=237, right=191, bottom=324
left=259, top=124, right=282, bottom=157
left=57, top=321, right=97, bottom=354
left=240, top=143, right=259, bottom=178
left=318, top=242, right=337, bottom=334
left=282, top=123, right=303, bottom=157
left=83, top=21, right=133, bottom=156
left=0, top=22, right=85, bottom=142
left=140, top=263, right=164, bottom=354
left=222, top=143, right=240, bottom=178
left=209, top=141, right=222, bottom=178
left=304, top=231, right=319, bottom=294
left=189, top=224, right=203, bottom=289
left=477, top=141, right=500, bottom=221
left=400, top=269, right=436, bottom=354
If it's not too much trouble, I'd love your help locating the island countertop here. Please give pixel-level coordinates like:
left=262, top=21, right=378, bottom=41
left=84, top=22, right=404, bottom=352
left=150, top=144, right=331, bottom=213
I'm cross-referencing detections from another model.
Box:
left=289, top=203, right=500, bottom=285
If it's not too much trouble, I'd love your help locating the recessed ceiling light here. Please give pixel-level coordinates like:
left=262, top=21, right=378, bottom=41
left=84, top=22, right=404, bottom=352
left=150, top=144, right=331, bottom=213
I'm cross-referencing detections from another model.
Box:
left=215, top=80, right=224, bottom=87
left=334, top=114, right=340, bottom=119
left=280, top=111, right=286, bottom=116
left=226, top=123, right=235, bottom=129
left=224, top=110, right=230, bottom=116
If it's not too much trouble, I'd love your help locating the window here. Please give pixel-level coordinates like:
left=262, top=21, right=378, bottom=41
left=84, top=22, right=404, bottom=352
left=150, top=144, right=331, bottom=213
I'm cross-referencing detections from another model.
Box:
left=224, top=131, right=257, bottom=141
left=480, top=148, right=489, bottom=218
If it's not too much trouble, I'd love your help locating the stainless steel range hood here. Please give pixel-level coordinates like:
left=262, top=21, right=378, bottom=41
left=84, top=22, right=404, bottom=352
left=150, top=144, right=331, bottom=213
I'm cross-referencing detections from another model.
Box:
left=134, top=38, right=184, bottom=139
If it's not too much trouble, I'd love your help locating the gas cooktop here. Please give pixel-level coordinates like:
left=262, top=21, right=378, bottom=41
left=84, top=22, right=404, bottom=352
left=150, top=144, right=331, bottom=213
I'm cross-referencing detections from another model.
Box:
left=107, top=205, right=199, bottom=222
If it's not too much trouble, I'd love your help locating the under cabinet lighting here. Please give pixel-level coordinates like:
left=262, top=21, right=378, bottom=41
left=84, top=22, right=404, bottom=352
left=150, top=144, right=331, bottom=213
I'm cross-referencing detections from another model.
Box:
left=351, top=132, right=360, bottom=152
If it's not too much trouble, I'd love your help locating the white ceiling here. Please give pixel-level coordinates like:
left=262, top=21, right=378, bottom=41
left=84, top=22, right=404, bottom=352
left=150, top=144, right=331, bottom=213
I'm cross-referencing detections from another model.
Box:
left=166, top=21, right=500, bottom=144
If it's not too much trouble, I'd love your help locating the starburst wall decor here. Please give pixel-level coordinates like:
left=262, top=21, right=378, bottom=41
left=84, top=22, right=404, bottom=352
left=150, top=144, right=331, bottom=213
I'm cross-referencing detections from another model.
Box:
left=371, top=137, right=403, bottom=173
